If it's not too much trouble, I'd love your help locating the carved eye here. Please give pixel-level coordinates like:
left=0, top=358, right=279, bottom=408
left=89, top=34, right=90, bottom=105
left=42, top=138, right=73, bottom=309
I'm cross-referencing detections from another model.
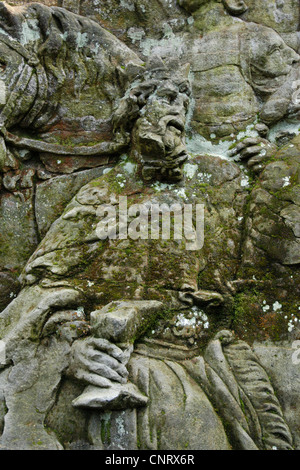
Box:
left=157, top=88, right=177, bottom=104
left=269, top=45, right=282, bottom=56
left=179, top=83, right=191, bottom=96
left=0, top=60, right=6, bottom=73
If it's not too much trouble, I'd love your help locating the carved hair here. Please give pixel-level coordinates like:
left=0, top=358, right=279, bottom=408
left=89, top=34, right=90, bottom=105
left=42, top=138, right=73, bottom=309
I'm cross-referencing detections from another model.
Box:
left=112, top=78, right=161, bottom=137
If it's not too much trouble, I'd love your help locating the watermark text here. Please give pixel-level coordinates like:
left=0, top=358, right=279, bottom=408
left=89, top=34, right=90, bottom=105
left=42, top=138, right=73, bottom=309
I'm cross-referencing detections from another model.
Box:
left=96, top=197, right=204, bottom=251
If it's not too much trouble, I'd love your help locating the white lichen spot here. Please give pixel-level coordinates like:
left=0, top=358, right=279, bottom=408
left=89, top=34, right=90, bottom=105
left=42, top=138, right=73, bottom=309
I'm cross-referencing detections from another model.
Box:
left=175, top=187, right=188, bottom=199
left=91, top=42, right=100, bottom=55
left=176, top=315, right=197, bottom=327
left=74, top=306, right=85, bottom=319
left=236, top=124, right=259, bottom=141
left=183, top=163, right=198, bottom=179
left=198, top=172, right=212, bottom=184
left=127, top=27, right=145, bottom=44
left=76, top=32, right=89, bottom=49
left=282, top=176, right=291, bottom=188
left=120, top=0, right=135, bottom=11
left=116, top=413, right=127, bottom=437
left=175, top=307, right=209, bottom=330
left=186, top=135, right=233, bottom=161
left=273, top=301, right=282, bottom=312
left=288, top=317, right=296, bottom=333
left=122, top=161, right=137, bottom=175
left=116, top=173, right=126, bottom=188
left=59, top=32, right=68, bottom=41
left=269, top=120, right=300, bottom=143
left=152, top=181, right=174, bottom=192
left=241, top=176, right=250, bottom=187
left=20, top=19, right=40, bottom=45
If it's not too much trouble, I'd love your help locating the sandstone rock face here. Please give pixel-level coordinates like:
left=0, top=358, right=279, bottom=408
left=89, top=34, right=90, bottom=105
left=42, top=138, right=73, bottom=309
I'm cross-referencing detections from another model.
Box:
left=0, top=0, right=299, bottom=451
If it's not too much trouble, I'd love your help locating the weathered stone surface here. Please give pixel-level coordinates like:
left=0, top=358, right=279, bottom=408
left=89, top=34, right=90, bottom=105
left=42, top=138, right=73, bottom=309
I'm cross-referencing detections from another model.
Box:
left=90, top=301, right=164, bottom=343
left=0, top=272, right=20, bottom=312
left=0, top=0, right=300, bottom=452
left=0, top=188, right=39, bottom=273
left=39, top=154, right=112, bottom=174
left=35, top=165, right=113, bottom=237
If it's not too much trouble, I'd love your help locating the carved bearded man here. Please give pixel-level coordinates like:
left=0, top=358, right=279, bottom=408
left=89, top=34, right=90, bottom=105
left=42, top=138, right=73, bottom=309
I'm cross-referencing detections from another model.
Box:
left=0, top=1, right=298, bottom=452
left=0, top=54, right=294, bottom=451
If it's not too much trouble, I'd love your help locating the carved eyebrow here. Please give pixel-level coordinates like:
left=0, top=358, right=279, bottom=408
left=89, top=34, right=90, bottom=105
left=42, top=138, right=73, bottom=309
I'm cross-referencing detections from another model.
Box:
left=156, top=86, right=177, bottom=96
left=268, top=43, right=282, bottom=54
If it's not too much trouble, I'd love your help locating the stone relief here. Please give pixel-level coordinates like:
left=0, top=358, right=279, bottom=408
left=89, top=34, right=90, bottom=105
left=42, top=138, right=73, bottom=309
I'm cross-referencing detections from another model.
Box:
left=0, top=0, right=299, bottom=451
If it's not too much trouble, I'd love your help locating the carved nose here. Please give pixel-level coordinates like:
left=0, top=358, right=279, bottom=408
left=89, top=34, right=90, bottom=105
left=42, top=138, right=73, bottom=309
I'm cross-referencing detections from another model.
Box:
left=287, top=49, right=300, bottom=65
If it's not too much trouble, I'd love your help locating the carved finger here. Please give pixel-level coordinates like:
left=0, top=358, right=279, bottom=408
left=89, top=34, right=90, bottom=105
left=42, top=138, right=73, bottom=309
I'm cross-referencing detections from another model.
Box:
left=87, top=338, right=126, bottom=362
left=242, top=137, right=261, bottom=146
left=239, top=145, right=263, bottom=160
left=86, top=361, right=128, bottom=384
left=87, top=349, right=129, bottom=377
left=120, top=344, right=134, bottom=365
left=228, top=138, right=262, bottom=158
left=247, top=153, right=267, bottom=168
left=74, top=369, right=112, bottom=388
left=228, top=141, right=246, bottom=157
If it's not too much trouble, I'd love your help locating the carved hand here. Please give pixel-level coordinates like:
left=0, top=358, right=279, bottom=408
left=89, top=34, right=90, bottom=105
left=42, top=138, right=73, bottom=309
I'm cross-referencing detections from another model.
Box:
left=228, top=137, right=276, bottom=173
left=67, top=337, right=130, bottom=388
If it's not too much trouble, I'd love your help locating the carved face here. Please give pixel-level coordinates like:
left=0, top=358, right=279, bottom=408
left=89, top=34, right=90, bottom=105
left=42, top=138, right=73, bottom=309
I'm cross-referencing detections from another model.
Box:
left=244, top=26, right=300, bottom=93
left=131, top=78, right=191, bottom=183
